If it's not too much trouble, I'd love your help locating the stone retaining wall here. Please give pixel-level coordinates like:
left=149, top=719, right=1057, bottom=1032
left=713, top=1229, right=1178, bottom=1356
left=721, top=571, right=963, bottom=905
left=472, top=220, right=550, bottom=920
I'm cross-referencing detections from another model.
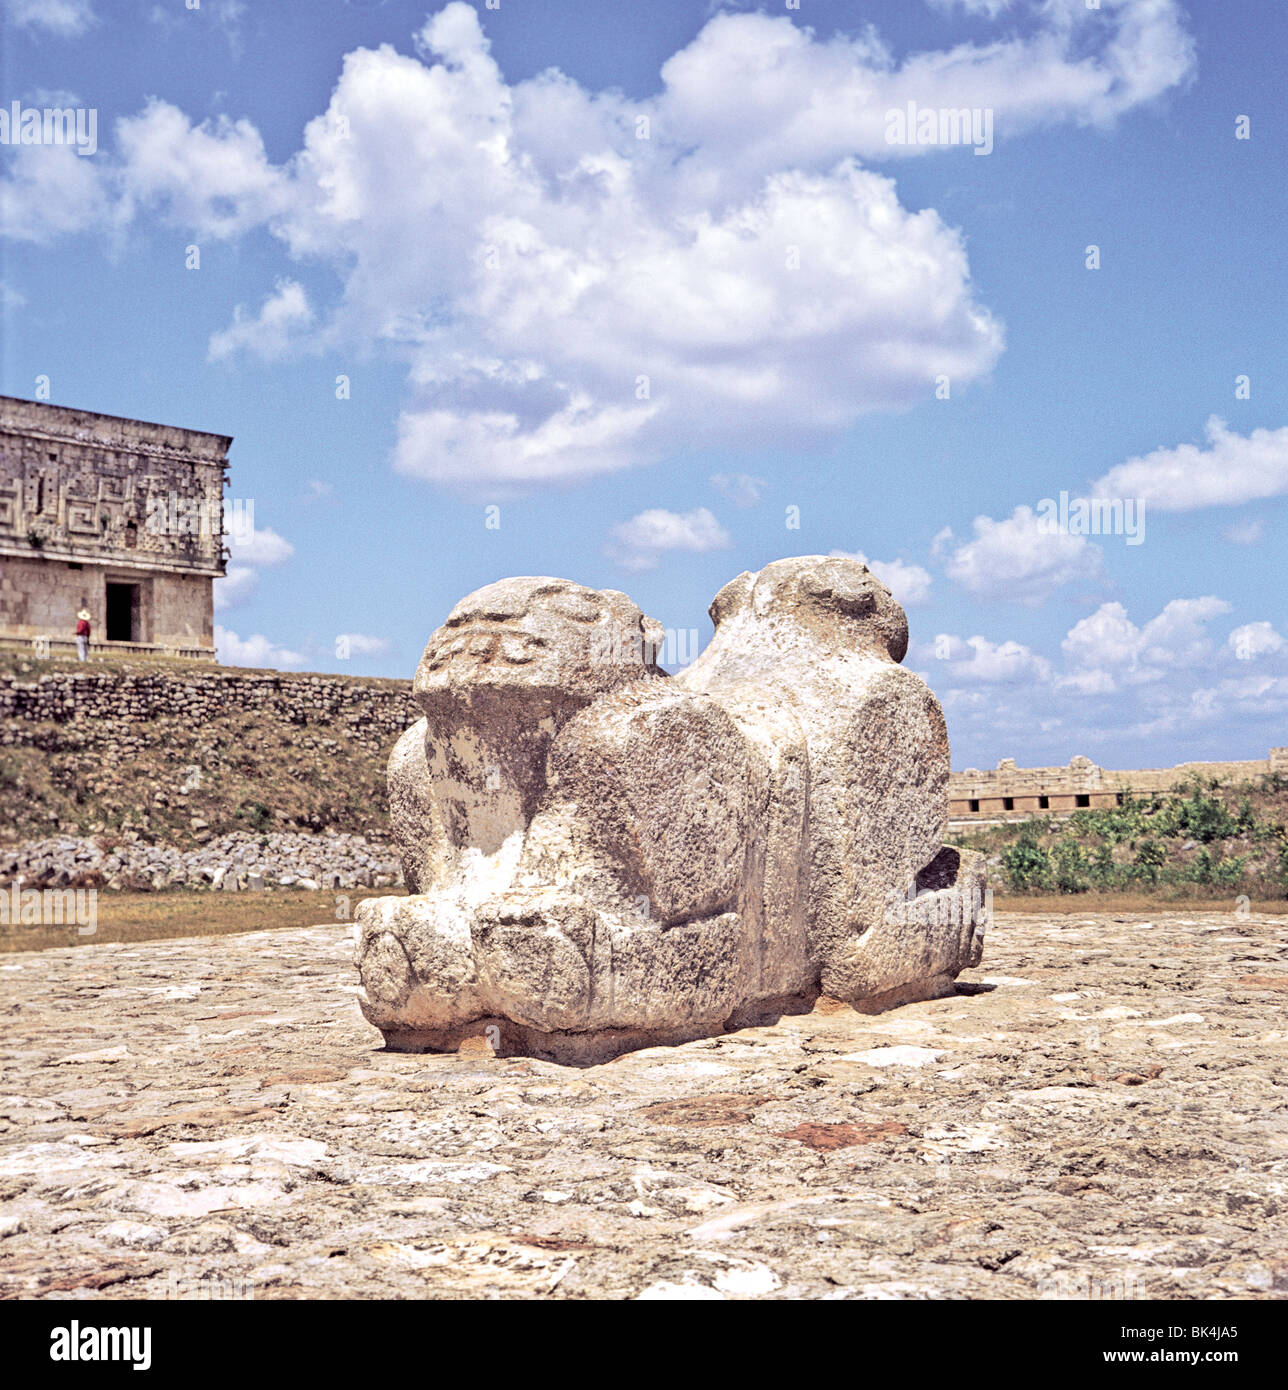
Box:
left=0, top=665, right=416, bottom=755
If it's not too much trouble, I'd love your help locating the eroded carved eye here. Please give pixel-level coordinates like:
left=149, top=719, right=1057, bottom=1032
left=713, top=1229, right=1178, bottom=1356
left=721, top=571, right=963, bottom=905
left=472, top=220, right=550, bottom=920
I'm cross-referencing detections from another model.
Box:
left=543, top=589, right=602, bottom=623
left=833, top=588, right=876, bottom=617
left=800, top=567, right=876, bottom=617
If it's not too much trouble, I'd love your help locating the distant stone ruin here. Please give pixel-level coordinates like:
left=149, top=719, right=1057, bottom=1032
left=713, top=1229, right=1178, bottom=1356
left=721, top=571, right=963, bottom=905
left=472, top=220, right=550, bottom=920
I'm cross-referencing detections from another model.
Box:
left=355, top=556, right=985, bottom=1062
left=950, top=748, right=1288, bottom=821
left=0, top=395, right=229, bottom=660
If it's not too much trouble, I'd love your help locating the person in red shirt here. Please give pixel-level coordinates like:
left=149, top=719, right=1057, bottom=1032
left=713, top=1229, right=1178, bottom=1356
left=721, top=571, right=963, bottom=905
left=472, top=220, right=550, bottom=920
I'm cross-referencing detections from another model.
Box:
left=75, top=608, right=91, bottom=662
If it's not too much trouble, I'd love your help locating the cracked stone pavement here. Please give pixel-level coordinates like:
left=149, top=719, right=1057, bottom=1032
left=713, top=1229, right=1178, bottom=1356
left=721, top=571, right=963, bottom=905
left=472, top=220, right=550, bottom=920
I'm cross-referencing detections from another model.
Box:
left=1, top=909, right=1285, bottom=1299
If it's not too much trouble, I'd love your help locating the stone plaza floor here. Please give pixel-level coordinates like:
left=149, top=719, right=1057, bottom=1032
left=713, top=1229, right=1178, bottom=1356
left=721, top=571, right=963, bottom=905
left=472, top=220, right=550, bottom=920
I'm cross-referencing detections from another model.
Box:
left=1, top=909, right=1285, bottom=1299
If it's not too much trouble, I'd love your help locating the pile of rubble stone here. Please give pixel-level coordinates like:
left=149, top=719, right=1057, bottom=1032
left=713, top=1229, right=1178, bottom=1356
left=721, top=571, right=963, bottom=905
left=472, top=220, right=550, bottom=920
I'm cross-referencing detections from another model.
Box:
left=0, top=831, right=403, bottom=893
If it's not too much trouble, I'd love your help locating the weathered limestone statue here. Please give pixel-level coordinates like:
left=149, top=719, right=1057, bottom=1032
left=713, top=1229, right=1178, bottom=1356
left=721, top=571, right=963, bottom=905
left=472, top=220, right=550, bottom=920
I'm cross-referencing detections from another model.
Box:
left=355, top=556, right=986, bottom=1062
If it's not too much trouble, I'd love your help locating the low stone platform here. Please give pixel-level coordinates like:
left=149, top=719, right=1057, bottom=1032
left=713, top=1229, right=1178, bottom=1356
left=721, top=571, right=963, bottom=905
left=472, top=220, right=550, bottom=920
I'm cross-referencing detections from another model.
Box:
left=1, top=910, right=1285, bottom=1300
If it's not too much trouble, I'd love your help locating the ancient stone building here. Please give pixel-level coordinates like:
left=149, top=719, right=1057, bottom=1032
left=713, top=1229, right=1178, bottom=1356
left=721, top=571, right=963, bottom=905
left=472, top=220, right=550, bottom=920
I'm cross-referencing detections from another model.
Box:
left=950, top=749, right=1288, bottom=821
left=0, top=396, right=229, bottom=660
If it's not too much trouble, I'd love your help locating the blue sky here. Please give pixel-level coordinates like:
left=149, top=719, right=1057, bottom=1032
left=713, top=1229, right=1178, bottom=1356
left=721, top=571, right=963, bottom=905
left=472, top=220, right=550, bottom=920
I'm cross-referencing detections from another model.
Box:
left=2, top=0, right=1285, bottom=771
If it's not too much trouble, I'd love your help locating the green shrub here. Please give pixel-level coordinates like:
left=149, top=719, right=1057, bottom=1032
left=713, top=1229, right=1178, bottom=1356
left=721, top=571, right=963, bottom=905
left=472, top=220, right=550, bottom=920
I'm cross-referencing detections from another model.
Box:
left=1212, top=855, right=1248, bottom=887
left=1131, top=839, right=1166, bottom=884
left=1069, top=808, right=1132, bottom=843
left=1088, top=842, right=1121, bottom=890
left=1052, top=839, right=1090, bottom=894
left=1188, top=849, right=1247, bottom=887
left=1002, top=824, right=1052, bottom=892
left=1158, top=780, right=1237, bottom=842
left=238, top=800, right=274, bottom=832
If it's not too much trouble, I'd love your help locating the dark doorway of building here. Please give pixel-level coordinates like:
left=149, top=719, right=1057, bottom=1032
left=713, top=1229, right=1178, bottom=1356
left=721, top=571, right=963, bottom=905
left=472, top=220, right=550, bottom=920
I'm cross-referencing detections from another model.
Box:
left=105, top=583, right=137, bottom=642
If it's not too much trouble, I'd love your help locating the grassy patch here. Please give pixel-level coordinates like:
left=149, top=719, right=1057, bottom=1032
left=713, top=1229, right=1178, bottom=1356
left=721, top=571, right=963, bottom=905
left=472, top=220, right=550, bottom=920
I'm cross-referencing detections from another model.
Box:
left=0, top=888, right=407, bottom=953
left=0, top=709, right=395, bottom=845
left=991, top=892, right=1288, bottom=915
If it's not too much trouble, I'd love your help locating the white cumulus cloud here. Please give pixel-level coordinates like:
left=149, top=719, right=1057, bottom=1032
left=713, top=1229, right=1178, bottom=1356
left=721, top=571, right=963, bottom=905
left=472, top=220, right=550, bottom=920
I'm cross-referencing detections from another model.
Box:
left=1060, top=596, right=1233, bottom=692
left=114, top=99, right=288, bottom=238
left=943, top=504, right=1102, bottom=604
left=227, top=525, right=293, bottom=567
left=215, top=626, right=304, bottom=670
left=1092, top=416, right=1288, bottom=512
left=924, top=0, right=1018, bottom=16
left=0, top=144, right=110, bottom=243
left=605, top=507, right=732, bottom=572
left=213, top=566, right=257, bottom=612
left=922, top=585, right=1285, bottom=755
left=6, top=0, right=96, bottom=37
left=0, top=1, right=1198, bottom=491
left=927, top=633, right=1052, bottom=684
left=336, top=632, right=392, bottom=657
left=214, top=525, right=294, bottom=611
left=1228, top=621, right=1286, bottom=661
left=209, top=279, right=313, bottom=362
